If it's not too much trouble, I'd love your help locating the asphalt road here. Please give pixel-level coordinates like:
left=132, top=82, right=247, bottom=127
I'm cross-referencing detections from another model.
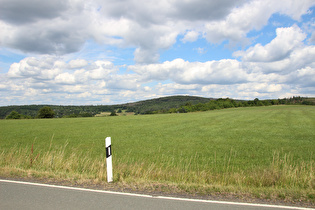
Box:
left=0, top=180, right=311, bottom=210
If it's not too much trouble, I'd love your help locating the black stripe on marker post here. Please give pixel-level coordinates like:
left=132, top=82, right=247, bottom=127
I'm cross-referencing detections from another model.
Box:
left=106, top=145, right=112, bottom=158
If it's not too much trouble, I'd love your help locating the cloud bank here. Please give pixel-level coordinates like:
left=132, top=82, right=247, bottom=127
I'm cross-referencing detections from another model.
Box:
left=0, top=0, right=314, bottom=105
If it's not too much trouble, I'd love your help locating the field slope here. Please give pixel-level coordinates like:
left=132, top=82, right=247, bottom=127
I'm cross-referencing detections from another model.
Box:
left=1, top=105, right=314, bottom=203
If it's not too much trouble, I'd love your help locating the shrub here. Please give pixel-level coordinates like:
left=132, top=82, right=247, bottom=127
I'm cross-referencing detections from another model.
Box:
left=6, top=111, right=21, bottom=119
left=38, top=106, right=55, bottom=118
left=110, top=110, right=117, bottom=116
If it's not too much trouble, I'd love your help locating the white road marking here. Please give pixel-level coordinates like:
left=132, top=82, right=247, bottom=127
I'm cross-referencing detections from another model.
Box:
left=0, top=179, right=312, bottom=210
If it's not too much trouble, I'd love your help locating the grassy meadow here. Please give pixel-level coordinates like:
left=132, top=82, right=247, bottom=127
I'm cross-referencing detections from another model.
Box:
left=1, top=105, right=314, bottom=202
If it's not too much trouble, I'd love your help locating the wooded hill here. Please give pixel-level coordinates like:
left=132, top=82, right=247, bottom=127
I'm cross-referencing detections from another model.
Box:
left=0, top=95, right=314, bottom=119
left=0, top=96, right=213, bottom=118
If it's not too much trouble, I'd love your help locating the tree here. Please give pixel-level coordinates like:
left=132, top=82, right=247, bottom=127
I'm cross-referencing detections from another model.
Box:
left=110, top=110, right=117, bottom=116
left=6, top=111, right=21, bottom=119
left=38, top=106, right=55, bottom=118
left=79, top=112, right=93, bottom=117
left=254, top=98, right=263, bottom=106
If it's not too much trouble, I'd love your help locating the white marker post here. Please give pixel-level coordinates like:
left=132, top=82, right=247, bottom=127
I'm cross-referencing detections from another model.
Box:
left=105, top=137, right=113, bottom=183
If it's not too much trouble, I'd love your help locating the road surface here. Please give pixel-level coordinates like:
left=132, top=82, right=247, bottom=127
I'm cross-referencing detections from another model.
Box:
left=0, top=180, right=311, bottom=210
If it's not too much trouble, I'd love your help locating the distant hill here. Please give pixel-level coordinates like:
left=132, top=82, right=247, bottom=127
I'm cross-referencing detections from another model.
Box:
left=0, top=95, right=215, bottom=119
left=123, top=95, right=215, bottom=114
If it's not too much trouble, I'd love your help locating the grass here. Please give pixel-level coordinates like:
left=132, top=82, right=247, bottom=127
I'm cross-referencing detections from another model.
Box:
left=0, top=105, right=314, bottom=203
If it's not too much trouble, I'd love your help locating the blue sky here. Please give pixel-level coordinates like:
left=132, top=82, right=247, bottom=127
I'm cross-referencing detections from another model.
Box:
left=0, top=0, right=314, bottom=105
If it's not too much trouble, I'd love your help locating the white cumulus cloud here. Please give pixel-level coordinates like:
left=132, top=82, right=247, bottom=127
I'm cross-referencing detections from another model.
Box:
left=0, top=0, right=314, bottom=105
left=237, top=25, right=306, bottom=62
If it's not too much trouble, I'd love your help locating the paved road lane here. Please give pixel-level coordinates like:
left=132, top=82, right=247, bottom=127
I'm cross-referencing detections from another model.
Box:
left=0, top=180, right=311, bottom=210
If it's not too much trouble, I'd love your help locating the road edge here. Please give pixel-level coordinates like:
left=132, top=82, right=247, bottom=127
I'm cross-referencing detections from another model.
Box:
left=1, top=179, right=313, bottom=210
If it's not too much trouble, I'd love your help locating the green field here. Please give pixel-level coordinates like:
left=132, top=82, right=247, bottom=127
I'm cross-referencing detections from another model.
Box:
left=1, top=105, right=314, bottom=202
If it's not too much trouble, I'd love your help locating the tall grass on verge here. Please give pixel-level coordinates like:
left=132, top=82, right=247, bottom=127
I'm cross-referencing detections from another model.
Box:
left=0, top=143, right=107, bottom=183
left=253, top=151, right=314, bottom=189
left=113, top=151, right=314, bottom=190
left=1, top=143, right=313, bottom=201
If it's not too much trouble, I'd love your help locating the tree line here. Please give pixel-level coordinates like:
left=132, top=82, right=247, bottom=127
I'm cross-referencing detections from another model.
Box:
left=2, top=96, right=314, bottom=119
left=0, top=104, right=119, bottom=119
left=5, top=106, right=56, bottom=119
left=126, top=96, right=314, bottom=115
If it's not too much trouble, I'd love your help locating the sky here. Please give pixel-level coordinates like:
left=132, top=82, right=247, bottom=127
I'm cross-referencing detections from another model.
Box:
left=0, top=0, right=314, bottom=106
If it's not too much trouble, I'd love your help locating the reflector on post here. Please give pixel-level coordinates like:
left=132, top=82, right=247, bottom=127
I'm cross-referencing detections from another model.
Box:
left=105, top=137, right=113, bottom=182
